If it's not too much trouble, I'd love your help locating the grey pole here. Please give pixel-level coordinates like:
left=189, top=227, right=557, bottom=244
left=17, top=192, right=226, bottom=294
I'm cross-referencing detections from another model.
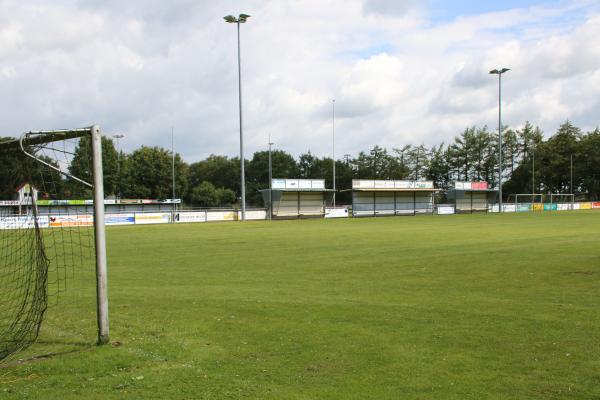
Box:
left=112, top=134, right=124, bottom=200
left=171, top=127, right=176, bottom=214
left=570, top=153, right=573, bottom=195
left=532, top=148, right=535, bottom=195
left=224, top=14, right=250, bottom=221
left=91, top=125, right=109, bottom=345
left=498, top=73, right=503, bottom=212
left=237, top=21, right=246, bottom=221
left=490, top=68, right=509, bottom=213
left=332, top=99, right=336, bottom=207
left=268, top=134, right=273, bottom=221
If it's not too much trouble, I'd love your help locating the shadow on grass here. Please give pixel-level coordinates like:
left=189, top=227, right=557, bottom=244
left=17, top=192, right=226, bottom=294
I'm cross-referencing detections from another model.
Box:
left=0, top=342, right=96, bottom=369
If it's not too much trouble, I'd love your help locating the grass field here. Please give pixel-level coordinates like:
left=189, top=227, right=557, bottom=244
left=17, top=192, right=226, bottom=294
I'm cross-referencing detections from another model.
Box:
left=1, top=211, right=600, bottom=399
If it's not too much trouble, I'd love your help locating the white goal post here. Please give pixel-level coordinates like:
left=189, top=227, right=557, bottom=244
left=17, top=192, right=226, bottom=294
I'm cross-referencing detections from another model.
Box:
left=1, top=125, right=109, bottom=346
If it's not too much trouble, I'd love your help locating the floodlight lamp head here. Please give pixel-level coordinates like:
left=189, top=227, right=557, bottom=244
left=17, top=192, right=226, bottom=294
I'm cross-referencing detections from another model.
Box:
left=489, top=69, right=499, bottom=74
left=238, top=13, right=250, bottom=22
left=500, top=68, right=510, bottom=73
left=224, top=15, right=237, bottom=23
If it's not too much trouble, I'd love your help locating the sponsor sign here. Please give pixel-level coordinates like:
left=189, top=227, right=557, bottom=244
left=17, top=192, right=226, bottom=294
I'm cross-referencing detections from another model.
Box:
left=311, top=180, right=325, bottom=189
left=298, top=180, right=312, bottom=189
left=285, top=179, right=299, bottom=189
left=243, top=210, right=267, bottom=220
left=593, top=202, right=600, bottom=209
left=272, top=179, right=286, bottom=189
left=134, top=213, right=171, bottom=225
left=557, top=203, right=572, bottom=211
left=0, top=200, right=21, bottom=206
left=517, top=204, right=531, bottom=212
left=455, top=181, right=489, bottom=190
left=580, top=202, right=592, bottom=210
left=206, top=211, right=236, bottom=222
left=0, top=216, right=49, bottom=229
left=175, top=212, right=207, bottom=223
left=271, top=179, right=326, bottom=190
left=325, top=208, right=349, bottom=218
left=120, top=199, right=142, bottom=204
left=544, top=203, right=558, bottom=211
left=437, top=205, right=455, bottom=215
left=105, top=213, right=135, bottom=225
left=49, top=214, right=93, bottom=227
left=353, top=180, right=434, bottom=190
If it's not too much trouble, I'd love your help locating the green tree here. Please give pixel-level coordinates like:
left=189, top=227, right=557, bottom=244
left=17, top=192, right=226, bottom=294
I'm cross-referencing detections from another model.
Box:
left=124, top=146, right=188, bottom=199
left=579, top=128, right=600, bottom=199
left=188, top=155, right=239, bottom=197
left=69, top=136, right=119, bottom=197
left=0, top=139, right=65, bottom=199
left=191, top=181, right=218, bottom=206
left=216, top=187, right=237, bottom=206
left=246, top=150, right=298, bottom=205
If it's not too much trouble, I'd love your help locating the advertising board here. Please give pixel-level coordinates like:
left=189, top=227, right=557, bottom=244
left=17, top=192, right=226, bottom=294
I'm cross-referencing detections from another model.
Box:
left=353, top=180, right=434, bottom=190
left=105, top=213, right=135, bottom=225
left=0, top=216, right=49, bottom=229
left=206, top=211, right=236, bottom=222
left=134, top=213, right=171, bottom=225
left=175, top=212, right=207, bottom=223
left=49, top=214, right=93, bottom=227
left=593, top=202, right=600, bottom=209
left=437, top=205, right=455, bottom=215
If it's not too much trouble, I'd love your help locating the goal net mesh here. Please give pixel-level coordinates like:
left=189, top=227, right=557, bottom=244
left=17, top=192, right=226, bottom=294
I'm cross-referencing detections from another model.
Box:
left=0, top=129, right=96, bottom=362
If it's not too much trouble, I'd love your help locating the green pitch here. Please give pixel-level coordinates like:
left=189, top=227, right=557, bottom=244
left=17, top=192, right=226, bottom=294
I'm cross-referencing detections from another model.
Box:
left=2, top=211, right=600, bottom=399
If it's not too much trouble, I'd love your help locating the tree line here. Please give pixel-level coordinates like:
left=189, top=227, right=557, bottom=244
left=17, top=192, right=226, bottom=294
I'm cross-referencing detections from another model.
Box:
left=1, top=120, right=599, bottom=206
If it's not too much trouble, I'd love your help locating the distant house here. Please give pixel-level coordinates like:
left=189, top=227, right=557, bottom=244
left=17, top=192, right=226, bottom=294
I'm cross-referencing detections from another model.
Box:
left=14, top=183, right=38, bottom=205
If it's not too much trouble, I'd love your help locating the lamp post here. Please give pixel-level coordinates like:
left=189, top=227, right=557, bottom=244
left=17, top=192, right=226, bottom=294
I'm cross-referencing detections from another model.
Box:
left=112, top=134, right=124, bottom=200
left=268, top=134, right=273, bottom=221
left=489, top=67, right=510, bottom=213
left=332, top=99, right=336, bottom=207
left=171, top=127, right=176, bottom=214
left=224, top=13, right=250, bottom=221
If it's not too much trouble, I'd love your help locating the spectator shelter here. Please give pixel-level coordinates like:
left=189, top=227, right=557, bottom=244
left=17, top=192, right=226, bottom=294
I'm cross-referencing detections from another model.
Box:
left=349, top=180, right=437, bottom=217
left=259, top=179, right=334, bottom=219
left=446, top=181, right=498, bottom=213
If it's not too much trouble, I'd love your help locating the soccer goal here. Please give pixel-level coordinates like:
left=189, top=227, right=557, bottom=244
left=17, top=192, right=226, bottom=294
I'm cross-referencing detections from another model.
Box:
left=549, top=193, right=575, bottom=210
left=0, top=125, right=109, bottom=362
left=513, top=193, right=544, bottom=212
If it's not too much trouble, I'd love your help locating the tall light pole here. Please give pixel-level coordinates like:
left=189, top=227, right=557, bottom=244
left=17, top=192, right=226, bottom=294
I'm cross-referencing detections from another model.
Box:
left=171, top=127, right=176, bottom=213
left=570, top=153, right=573, bottom=195
left=532, top=146, right=535, bottom=195
left=332, top=99, right=336, bottom=207
left=112, top=134, right=124, bottom=200
left=224, top=13, right=250, bottom=221
left=490, top=67, right=510, bottom=213
left=268, top=134, right=273, bottom=221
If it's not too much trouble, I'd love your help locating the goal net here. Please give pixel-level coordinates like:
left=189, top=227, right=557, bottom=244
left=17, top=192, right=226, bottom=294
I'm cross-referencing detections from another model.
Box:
left=0, top=126, right=108, bottom=362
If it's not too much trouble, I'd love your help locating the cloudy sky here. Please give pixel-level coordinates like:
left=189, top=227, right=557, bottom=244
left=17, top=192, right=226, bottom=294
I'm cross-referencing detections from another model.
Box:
left=1, top=0, right=598, bottom=161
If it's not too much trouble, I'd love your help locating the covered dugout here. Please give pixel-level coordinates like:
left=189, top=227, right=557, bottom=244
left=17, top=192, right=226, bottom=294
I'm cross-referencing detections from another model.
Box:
left=446, top=181, right=498, bottom=213
left=350, top=180, right=437, bottom=217
left=260, top=179, right=334, bottom=219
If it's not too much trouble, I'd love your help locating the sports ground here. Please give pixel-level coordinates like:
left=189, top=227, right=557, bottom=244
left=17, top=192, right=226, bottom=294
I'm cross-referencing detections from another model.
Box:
left=2, top=211, right=599, bottom=399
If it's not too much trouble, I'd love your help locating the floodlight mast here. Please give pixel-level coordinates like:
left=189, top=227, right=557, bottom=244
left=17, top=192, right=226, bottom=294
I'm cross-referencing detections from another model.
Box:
left=489, top=67, right=510, bottom=213
left=224, top=13, right=251, bottom=221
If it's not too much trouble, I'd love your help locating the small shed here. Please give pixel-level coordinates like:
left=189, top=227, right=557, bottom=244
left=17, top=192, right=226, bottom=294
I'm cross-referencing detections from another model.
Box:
left=349, top=180, right=437, bottom=217
left=259, top=179, right=334, bottom=219
left=446, top=181, right=498, bottom=213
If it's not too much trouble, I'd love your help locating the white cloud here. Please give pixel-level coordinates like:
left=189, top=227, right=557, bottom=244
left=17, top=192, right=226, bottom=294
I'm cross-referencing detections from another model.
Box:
left=0, top=0, right=598, bottom=162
